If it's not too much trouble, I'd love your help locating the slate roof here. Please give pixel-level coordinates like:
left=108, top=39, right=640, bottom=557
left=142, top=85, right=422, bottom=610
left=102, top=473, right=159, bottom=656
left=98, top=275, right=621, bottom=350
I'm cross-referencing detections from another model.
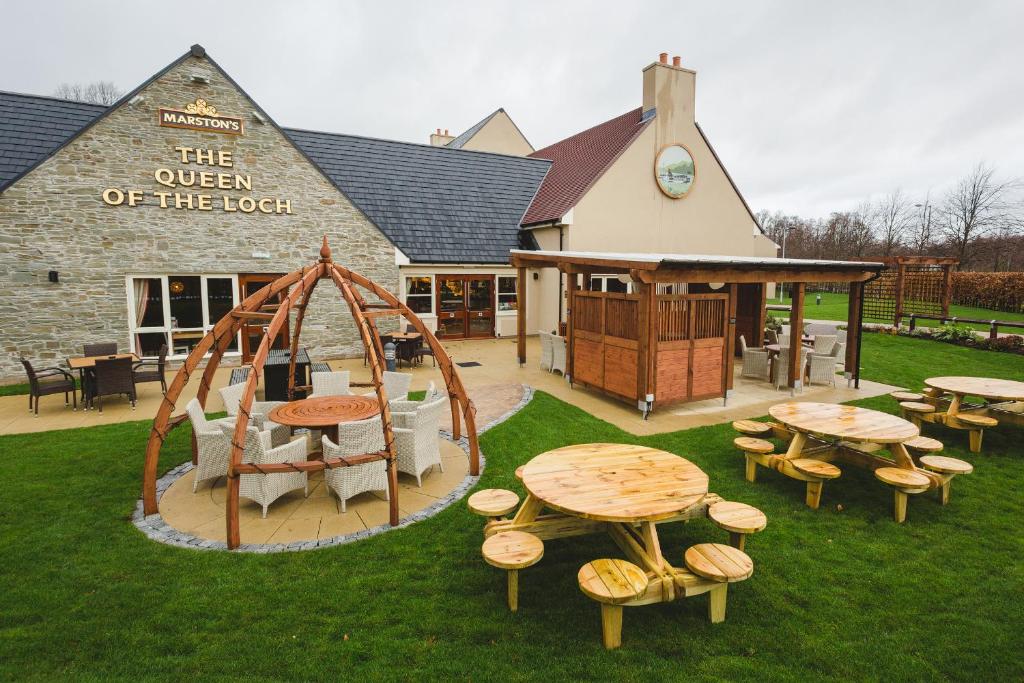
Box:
left=286, top=128, right=550, bottom=263
left=522, top=107, right=652, bottom=226
left=0, top=92, right=105, bottom=188
left=0, top=90, right=550, bottom=264
left=445, top=109, right=501, bottom=149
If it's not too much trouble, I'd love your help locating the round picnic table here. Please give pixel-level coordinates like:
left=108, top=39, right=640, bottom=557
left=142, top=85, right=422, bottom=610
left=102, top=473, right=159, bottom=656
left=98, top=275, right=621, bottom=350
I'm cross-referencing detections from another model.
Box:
left=769, top=401, right=919, bottom=446
left=924, top=376, right=1024, bottom=416
left=267, top=395, right=380, bottom=450
left=520, top=443, right=709, bottom=523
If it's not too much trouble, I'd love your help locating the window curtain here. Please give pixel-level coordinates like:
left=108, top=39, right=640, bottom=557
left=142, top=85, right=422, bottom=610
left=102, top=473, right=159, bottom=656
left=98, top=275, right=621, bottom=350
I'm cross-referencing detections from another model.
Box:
left=133, top=279, right=149, bottom=355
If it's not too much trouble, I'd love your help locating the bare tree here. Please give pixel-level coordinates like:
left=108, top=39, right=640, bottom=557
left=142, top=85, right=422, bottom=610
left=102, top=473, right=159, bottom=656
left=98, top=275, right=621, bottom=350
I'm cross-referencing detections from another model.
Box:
left=871, top=189, right=912, bottom=256
left=940, top=163, right=1019, bottom=268
left=908, top=191, right=935, bottom=255
left=53, top=81, right=122, bottom=105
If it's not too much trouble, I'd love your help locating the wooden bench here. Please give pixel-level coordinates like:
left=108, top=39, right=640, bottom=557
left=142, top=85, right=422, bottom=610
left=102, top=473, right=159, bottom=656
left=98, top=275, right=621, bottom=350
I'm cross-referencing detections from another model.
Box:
left=953, top=413, right=998, bottom=453
left=577, top=559, right=649, bottom=649
left=468, top=489, right=520, bottom=520
left=228, top=367, right=250, bottom=386
left=734, top=437, right=774, bottom=483
left=899, top=401, right=936, bottom=427
left=732, top=420, right=772, bottom=437
left=708, top=501, right=767, bottom=552
left=874, top=467, right=931, bottom=523
left=920, top=455, right=973, bottom=505
left=482, top=531, right=543, bottom=612
left=683, top=543, right=754, bottom=623
left=790, top=458, right=841, bottom=509
left=890, top=390, right=924, bottom=402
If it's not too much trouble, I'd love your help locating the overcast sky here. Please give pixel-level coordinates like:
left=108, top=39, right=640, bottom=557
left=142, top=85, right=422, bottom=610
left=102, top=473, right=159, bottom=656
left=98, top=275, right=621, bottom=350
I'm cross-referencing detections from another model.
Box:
left=2, top=1, right=1021, bottom=217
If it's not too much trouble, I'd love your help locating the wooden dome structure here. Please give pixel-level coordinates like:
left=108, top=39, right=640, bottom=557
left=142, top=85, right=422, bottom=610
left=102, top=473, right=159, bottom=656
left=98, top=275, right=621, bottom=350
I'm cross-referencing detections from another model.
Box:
left=142, top=237, right=479, bottom=549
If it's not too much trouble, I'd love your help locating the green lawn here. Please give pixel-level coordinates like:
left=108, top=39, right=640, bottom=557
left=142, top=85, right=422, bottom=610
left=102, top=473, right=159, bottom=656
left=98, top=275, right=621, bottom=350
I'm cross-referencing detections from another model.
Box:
left=1, top=335, right=1022, bottom=680
left=774, top=291, right=1024, bottom=332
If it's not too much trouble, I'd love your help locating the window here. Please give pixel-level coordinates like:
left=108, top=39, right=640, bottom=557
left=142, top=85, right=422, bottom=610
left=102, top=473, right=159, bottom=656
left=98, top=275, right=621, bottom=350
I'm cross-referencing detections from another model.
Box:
left=405, top=276, right=433, bottom=314
left=498, top=276, right=518, bottom=312
left=128, top=275, right=240, bottom=358
left=589, top=275, right=631, bottom=294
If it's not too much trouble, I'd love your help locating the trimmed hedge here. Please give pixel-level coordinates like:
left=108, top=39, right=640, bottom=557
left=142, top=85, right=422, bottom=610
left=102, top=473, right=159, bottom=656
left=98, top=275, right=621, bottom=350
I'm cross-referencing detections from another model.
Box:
left=951, top=271, right=1024, bottom=313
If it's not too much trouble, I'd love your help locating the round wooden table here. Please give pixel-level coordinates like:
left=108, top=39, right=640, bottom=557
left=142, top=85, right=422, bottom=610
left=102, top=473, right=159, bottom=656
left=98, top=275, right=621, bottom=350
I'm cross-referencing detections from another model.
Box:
left=267, top=395, right=380, bottom=449
left=520, top=443, right=709, bottom=523
left=769, top=401, right=919, bottom=445
left=924, top=376, right=1024, bottom=415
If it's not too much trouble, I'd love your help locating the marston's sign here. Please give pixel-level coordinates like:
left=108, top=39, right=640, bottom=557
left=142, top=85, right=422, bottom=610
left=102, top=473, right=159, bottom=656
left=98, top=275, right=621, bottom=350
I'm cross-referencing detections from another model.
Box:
left=158, top=98, right=243, bottom=135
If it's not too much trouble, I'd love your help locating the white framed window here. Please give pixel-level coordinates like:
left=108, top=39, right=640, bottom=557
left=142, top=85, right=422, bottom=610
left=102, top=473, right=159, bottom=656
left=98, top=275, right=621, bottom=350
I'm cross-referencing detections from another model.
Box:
left=589, top=274, right=632, bottom=294
left=497, top=275, right=518, bottom=313
left=126, top=274, right=240, bottom=358
left=404, top=275, right=433, bottom=315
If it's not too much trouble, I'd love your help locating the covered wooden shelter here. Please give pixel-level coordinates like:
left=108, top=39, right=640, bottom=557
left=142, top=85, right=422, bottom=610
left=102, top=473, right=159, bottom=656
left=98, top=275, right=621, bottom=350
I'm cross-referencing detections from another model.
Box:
left=142, top=237, right=478, bottom=550
left=511, top=250, right=884, bottom=414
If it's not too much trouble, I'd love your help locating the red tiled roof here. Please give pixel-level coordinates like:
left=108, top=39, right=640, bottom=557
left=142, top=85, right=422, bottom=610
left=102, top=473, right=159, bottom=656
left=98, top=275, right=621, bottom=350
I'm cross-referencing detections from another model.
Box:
left=522, top=107, right=651, bottom=226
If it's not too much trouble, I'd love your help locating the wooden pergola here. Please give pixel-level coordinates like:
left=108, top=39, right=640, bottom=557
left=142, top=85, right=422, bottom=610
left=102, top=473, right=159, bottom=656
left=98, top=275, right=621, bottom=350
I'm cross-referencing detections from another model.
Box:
left=142, top=237, right=478, bottom=550
left=511, top=250, right=884, bottom=413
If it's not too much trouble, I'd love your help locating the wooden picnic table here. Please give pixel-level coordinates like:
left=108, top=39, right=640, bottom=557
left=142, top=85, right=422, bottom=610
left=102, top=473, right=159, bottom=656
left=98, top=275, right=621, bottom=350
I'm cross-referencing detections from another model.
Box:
left=490, top=443, right=731, bottom=611
left=924, top=376, right=1024, bottom=416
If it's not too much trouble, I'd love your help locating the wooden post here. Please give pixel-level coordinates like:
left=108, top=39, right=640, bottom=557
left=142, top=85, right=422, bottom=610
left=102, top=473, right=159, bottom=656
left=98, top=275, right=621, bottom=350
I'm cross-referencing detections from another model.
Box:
left=846, top=281, right=864, bottom=387
left=787, top=283, right=805, bottom=390
left=636, top=281, right=652, bottom=409
left=941, top=263, right=953, bottom=318
left=893, top=259, right=906, bottom=327
left=725, top=284, right=738, bottom=394
left=564, top=267, right=578, bottom=384
left=516, top=266, right=527, bottom=366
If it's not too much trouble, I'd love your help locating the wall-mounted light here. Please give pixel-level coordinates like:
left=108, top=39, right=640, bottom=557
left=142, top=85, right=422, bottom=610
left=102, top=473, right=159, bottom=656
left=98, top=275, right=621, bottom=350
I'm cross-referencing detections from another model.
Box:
left=129, top=95, right=145, bottom=106
left=709, top=282, right=725, bottom=290
left=252, top=111, right=267, bottom=125
left=532, top=272, right=539, bottom=281
left=190, top=73, right=210, bottom=84
left=48, top=270, right=59, bottom=283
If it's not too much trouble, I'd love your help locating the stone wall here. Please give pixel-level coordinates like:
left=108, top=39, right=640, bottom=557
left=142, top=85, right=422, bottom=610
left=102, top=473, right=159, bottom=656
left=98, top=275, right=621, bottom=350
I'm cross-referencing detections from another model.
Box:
left=0, top=51, right=398, bottom=381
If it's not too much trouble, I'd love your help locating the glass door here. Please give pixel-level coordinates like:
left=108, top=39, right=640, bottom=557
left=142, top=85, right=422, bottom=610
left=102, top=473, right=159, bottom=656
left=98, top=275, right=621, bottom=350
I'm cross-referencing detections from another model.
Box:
left=467, top=276, right=495, bottom=337
left=239, top=274, right=289, bottom=362
left=436, top=276, right=466, bottom=339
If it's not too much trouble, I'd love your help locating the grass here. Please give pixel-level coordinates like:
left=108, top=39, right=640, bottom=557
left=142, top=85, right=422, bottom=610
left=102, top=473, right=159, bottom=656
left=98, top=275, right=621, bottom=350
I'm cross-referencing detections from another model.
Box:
left=775, top=291, right=1024, bottom=332
left=1, top=335, right=1023, bottom=680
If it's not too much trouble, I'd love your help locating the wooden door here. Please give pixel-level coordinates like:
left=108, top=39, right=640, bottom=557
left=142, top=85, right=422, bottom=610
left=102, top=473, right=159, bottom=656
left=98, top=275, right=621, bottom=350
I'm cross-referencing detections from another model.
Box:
left=238, top=274, right=289, bottom=362
left=435, top=275, right=495, bottom=339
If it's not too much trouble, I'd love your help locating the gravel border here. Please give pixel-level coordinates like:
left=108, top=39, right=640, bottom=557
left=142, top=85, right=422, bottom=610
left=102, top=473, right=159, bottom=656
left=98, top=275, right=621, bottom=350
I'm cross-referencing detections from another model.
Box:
left=132, top=385, right=534, bottom=553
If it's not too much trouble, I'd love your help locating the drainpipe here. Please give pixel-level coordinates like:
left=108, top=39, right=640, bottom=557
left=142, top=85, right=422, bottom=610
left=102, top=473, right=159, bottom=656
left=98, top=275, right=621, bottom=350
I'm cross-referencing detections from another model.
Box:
left=557, top=226, right=565, bottom=328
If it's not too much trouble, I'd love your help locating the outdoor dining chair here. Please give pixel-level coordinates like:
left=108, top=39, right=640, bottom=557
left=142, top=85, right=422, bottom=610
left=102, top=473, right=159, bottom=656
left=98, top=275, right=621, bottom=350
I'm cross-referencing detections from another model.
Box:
left=20, top=358, right=76, bottom=414
left=778, top=333, right=791, bottom=348
left=739, top=335, right=770, bottom=379
left=808, top=344, right=842, bottom=386
left=772, top=346, right=810, bottom=390
left=813, top=334, right=837, bottom=355
left=362, top=371, right=411, bottom=402
left=218, top=382, right=290, bottom=447
left=239, top=425, right=308, bottom=518
left=90, top=356, right=136, bottom=412
left=322, top=416, right=388, bottom=512
left=83, top=342, right=117, bottom=357
left=185, top=398, right=241, bottom=491
left=310, top=370, right=352, bottom=397
left=132, top=344, right=168, bottom=394
left=392, top=394, right=447, bottom=486
left=765, top=329, right=779, bottom=345
left=551, top=335, right=567, bottom=375
left=538, top=331, right=553, bottom=371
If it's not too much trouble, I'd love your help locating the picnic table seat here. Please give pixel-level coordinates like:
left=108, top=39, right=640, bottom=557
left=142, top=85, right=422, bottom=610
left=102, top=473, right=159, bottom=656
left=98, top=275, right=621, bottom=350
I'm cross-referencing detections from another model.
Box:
left=707, top=501, right=767, bottom=552
left=732, top=420, right=772, bottom=436
left=683, top=543, right=754, bottom=623
left=468, top=489, right=520, bottom=519
left=874, top=467, right=931, bottom=523
left=577, top=559, right=649, bottom=649
left=482, top=531, right=543, bottom=612
left=889, top=390, right=924, bottom=402
left=953, top=413, right=998, bottom=453
left=899, top=401, right=937, bottom=427
left=903, top=435, right=943, bottom=461
left=790, top=458, right=841, bottom=509
left=920, top=455, right=973, bottom=505
left=514, top=466, right=524, bottom=481
left=734, top=437, right=774, bottom=483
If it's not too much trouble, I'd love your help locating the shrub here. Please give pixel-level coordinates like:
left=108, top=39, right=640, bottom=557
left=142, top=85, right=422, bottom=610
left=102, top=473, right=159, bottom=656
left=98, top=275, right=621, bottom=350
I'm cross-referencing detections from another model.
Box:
left=932, top=323, right=977, bottom=344
left=951, top=272, right=1024, bottom=313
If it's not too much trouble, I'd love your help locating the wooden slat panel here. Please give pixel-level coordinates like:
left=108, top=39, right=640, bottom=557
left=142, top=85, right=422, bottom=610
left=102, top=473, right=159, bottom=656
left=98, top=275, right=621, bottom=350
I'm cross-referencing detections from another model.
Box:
left=606, top=298, right=639, bottom=341
left=574, top=337, right=604, bottom=387
left=692, top=340, right=724, bottom=398
left=604, top=345, right=638, bottom=399
left=655, top=347, right=689, bottom=402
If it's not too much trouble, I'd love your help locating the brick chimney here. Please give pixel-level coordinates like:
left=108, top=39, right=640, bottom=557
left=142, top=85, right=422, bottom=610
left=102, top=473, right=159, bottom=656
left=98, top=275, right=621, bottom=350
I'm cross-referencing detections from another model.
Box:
left=430, top=127, right=455, bottom=146
left=642, top=53, right=696, bottom=124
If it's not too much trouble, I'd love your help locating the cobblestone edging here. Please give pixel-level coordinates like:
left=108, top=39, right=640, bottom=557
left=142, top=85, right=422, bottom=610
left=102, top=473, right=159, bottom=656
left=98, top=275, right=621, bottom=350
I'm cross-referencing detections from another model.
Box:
left=132, top=385, right=535, bottom=553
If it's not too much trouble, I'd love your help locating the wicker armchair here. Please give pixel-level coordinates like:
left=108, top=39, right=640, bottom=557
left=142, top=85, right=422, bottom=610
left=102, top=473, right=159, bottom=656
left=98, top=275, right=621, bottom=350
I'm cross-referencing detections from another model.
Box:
left=185, top=398, right=238, bottom=491
left=389, top=381, right=440, bottom=415
left=837, top=329, right=848, bottom=344
left=90, top=356, right=136, bottom=412
left=765, top=329, right=779, bottom=346
left=239, top=425, right=308, bottom=518
left=813, top=335, right=837, bottom=355
left=550, top=335, right=567, bottom=375
left=218, top=381, right=290, bottom=447
left=133, top=344, right=168, bottom=394
left=393, top=394, right=447, bottom=486
left=772, top=346, right=810, bottom=390
left=832, top=341, right=847, bottom=372
left=778, top=333, right=791, bottom=348
left=20, top=358, right=76, bottom=414
left=310, top=370, right=352, bottom=397
left=322, top=416, right=389, bottom=513
left=739, top=335, right=770, bottom=379
left=538, top=332, right=553, bottom=371
left=83, top=342, right=117, bottom=356
left=362, top=371, right=412, bottom=402
left=808, top=344, right=843, bottom=386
